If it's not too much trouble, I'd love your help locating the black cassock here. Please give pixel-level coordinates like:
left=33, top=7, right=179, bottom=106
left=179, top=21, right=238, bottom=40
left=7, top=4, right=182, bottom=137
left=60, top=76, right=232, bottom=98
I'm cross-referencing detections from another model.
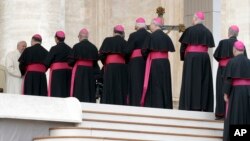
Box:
left=141, top=29, right=175, bottom=108
left=99, top=36, right=128, bottom=105
left=213, top=36, right=240, bottom=118
left=68, top=39, right=100, bottom=102
left=179, top=23, right=215, bottom=112
left=44, top=42, right=72, bottom=98
left=126, top=28, right=150, bottom=106
left=19, top=43, right=48, bottom=96
left=223, top=54, right=250, bottom=141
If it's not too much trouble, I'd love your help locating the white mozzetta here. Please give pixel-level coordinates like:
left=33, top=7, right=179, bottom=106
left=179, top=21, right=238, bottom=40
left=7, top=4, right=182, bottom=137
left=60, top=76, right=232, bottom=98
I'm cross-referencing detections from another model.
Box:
left=0, top=94, right=82, bottom=123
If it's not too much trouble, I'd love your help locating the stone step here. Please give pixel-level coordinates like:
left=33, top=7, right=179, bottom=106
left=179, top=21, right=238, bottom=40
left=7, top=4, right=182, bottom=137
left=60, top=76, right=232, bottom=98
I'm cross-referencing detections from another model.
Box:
left=79, top=120, right=223, bottom=136
left=34, top=103, right=224, bottom=141
left=33, top=136, right=147, bottom=141
left=48, top=127, right=223, bottom=141
left=81, top=103, right=221, bottom=122
left=80, top=112, right=223, bottom=130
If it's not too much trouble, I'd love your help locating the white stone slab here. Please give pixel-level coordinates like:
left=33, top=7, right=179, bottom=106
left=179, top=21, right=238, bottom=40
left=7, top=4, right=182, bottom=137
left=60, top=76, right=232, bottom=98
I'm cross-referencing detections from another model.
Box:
left=34, top=138, right=104, bottom=141
left=81, top=103, right=216, bottom=120
left=79, top=120, right=223, bottom=136
left=49, top=128, right=222, bottom=141
left=0, top=94, right=82, bottom=123
left=50, top=128, right=92, bottom=137
left=81, top=112, right=223, bottom=129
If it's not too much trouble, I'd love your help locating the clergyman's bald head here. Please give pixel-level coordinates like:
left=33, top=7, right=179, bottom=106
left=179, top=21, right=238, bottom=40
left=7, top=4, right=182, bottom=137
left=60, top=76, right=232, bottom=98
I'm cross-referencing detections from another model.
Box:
left=78, top=28, right=89, bottom=42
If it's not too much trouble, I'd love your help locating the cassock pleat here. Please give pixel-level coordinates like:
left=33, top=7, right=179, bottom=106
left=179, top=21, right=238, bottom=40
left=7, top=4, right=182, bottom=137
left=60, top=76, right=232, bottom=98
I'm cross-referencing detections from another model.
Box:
left=128, top=57, right=145, bottom=106
left=215, top=66, right=226, bottom=116
left=144, top=59, right=173, bottom=108
left=179, top=53, right=214, bottom=111
left=223, top=86, right=250, bottom=141
left=72, top=66, right=97, bottom=102
left=50, top=69, right=71, bottom=97
left=23, top=72, right=47, bottom=96
left=101, top=64, right=128, bottom=105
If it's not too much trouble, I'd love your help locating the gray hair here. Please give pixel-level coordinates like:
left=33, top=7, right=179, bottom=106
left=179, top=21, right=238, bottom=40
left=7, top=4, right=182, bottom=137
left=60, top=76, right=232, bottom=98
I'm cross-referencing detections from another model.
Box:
left=136, top=23, right=147, bottom=28
left=193, top=15, right=204, bottom=24
left=228, top=27, right=239, bottom=37
left=152, top=20, right=162, bottom=27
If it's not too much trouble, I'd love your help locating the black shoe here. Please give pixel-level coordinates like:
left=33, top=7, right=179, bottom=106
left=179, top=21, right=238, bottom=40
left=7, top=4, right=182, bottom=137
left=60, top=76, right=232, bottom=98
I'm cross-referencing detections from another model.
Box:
left=215, top=116, right=224, bottom=120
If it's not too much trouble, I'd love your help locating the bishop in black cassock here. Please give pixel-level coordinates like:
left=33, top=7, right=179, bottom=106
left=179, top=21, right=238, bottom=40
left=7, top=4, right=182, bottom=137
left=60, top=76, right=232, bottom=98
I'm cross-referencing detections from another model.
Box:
left=141, top=18, right=175, bottom=108
left=179, top=11, right=215, bottom=112
left=44, top=31, right=72, bottom=98
left=223, top=41, right=250, bottom=141
left=68, top=28, right=100, bottom=102
left=99, top=25, right=128, bottom=105
left=213, top=25, right=247, bottom=119
left=126, top=17, right=150, bottom=106
left=19, top=34, right=48, bottom=96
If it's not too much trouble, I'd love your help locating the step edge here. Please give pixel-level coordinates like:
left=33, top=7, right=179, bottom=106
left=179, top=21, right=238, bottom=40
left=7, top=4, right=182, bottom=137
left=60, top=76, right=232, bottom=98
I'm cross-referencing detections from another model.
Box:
left=80, top=118, right=223, bottom=131
left=49, top=127, right=223, bottom=139
left=81, top=103, right=215, bottom=116
left=33, top=136, right=149, bottom=141
left=82, top=110, right=223, bottom=123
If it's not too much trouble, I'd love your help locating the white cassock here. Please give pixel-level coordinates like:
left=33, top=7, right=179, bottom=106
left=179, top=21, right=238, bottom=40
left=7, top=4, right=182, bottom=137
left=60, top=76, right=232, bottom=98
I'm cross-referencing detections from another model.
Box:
left=5, top=50, right=22, bottom=94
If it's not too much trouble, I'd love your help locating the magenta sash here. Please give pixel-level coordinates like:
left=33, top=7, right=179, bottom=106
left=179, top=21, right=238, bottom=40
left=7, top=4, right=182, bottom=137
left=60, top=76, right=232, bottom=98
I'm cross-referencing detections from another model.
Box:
left=105, top=54, right=125, bottom=64
left=185, top=45, right=208, bottom=53
left=232, top=78, right=250, bottom=86
left=70, top=60, right=93, bottom=97
left=48, top=62, right=72, bottom=97
left=26, top=64, right=46, bottom=72
left=226, top=78, right=250, bottom=116
left=22, top=64, right=46, bottom=95
left=130, top=49, right=142, bottom=59
left=140, top=51, right=168, bottom=106
left=219, top=58, right=230, bottom=67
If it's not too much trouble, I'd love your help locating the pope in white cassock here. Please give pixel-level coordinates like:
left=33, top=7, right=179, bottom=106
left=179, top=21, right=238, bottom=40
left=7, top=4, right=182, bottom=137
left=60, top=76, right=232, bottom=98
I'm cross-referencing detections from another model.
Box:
left=5, top=41, right=27, bottom=94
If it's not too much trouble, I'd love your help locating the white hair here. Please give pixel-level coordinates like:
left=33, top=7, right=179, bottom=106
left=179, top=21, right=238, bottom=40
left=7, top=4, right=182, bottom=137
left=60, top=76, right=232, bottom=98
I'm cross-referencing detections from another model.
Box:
left=193, top=15, right=204, bottom=24
left=17, top=41, right=26, bottom=47
left=152, top=20, right=162, bottom=27
left=136, top=23, right=147, bottom=28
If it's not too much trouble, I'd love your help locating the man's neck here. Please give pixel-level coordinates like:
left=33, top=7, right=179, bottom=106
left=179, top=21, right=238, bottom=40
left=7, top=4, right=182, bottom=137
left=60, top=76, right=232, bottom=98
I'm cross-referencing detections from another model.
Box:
left=152, top=27, right=161, bottom=33
left=114, top=33, right=122, bottom=37
left=137, top=27, right=145, bottom=31
left=33, top=42, right=40, bottom=46
left=57, top=41, right=64, bottom=44
left=80, top=38, right=87, bottom=42
left=229, top=35, right=237, bottom=39
left=235, top=52, right=244, bottom=56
